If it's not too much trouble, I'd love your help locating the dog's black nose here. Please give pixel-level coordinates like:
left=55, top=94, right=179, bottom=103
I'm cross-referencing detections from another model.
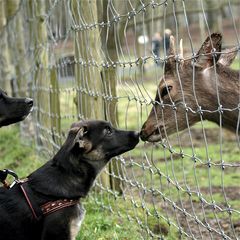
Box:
left=25, top=98, right=33, bottom=106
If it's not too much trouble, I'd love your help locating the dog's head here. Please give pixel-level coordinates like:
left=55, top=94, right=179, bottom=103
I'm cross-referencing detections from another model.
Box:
left=28, top=121, right=138, bottom=199
left=70, top=120, right=139, bottom=160
left=57, top=120, right=139, bottom=172
left=0, top=89, right=33, bottom=127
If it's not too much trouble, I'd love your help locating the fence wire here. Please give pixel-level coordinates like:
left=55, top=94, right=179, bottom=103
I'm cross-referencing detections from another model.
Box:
left=0, top=0, right=240, bottom=239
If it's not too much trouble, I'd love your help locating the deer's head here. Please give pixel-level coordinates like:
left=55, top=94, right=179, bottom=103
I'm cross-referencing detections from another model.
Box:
left=140, top=33, right=238, bottom=142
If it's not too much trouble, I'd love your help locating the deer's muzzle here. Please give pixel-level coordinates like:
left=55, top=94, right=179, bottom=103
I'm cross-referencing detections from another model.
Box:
left=140, top=121, right=164, bottom=142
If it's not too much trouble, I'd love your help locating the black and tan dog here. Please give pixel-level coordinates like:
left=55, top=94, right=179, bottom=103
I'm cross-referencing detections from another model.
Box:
left=0, top=120, right=139, bottom=240
left=0, top=88, right=33, bottom=127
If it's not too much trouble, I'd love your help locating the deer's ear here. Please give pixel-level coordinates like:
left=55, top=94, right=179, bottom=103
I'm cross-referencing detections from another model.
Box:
left=196, top=33, right=222, bottom=68
left=218, top=47, right=238, bottom=66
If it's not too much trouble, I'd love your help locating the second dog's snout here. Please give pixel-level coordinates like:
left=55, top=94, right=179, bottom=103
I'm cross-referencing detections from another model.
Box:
left=25, top=98, right=33, bottom=106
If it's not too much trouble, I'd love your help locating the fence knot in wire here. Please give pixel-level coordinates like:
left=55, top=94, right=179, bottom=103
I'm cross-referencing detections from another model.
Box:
left=183, top=103, right=189, bottom=112
left=128, top=9, right=136, bottom=19
left=197, top=106, right=203, bottom=115
left=140, top=4, right=146, bottom=12
left=175, top=54, right=183, bottom=63
left=221, top=161, right=225, bottom=170
left=207, top=158, right=211, bottom=168
left=113, top=15, right=121, bottom=23
left=191, top=52, right=198, bottom=64
left=211, top=47, right=218, bottom=59
left=182, top=208, right=187, bottom=217
left=191, top=154, right=197, bottom=163
left=194, top=216, right=200, bottom=225
left=172, top=202, right=177, bottom=210
left=197, top=192, right=204, bottom=203
left=206, top=223, right=212, bottom=232
left=226, top=206, right=233, bottom=217
left=151, top=1, right=157, bottom=8
left=186, top=187, right=191, bottom=196
left=169, top=146, right=174, bottom=154
left=107, top=21, right=111, bottom=28
left=167, top=175, right=171, bottom=183
left=171, top=103, right=177, bottom=111
left=218, top=104, right=223, bottom=114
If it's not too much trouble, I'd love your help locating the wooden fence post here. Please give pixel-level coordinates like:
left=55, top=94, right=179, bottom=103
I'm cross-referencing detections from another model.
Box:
left=99, top=0, right=129, bottom=193
left=0, top=0, right=13, bottom=93
left=28, top=0, right=51, bottom=152
left=71, top=0, right=110, bottom=188
left=50, top=66, right=61, bottom=148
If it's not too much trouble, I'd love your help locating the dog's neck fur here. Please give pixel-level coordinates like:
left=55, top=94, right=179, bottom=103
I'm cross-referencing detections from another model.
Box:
left=28, top=146, right=106, bottom=201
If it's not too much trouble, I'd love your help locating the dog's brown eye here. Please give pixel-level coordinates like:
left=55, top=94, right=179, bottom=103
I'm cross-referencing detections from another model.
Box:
left=105, top=126, right=112, bottom=135
left=161, top=86, right=172, bottom=98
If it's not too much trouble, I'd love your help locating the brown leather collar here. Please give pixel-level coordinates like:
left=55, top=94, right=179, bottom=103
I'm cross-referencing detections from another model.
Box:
left=41, top=199, right=79, bottom=216
left=18, top=179, right=79, bottom=220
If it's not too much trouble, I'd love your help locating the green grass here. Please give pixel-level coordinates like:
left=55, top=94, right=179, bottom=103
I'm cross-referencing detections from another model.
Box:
left=78, top=200, right=142, bottom=240
left=0, top=126, right=41, bottom=177
left=78, top=195, right=179, bottom=240
left=231, top=58, right=240, bottom=70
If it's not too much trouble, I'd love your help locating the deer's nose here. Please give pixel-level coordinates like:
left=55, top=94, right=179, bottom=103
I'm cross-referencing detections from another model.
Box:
left=140, top=122, right=164, bottom=141
left=140, top=121, right=153, bottom=141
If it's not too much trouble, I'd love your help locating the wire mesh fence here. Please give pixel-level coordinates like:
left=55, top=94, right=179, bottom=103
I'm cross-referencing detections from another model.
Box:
left=0, top=0, right=239, bottom=239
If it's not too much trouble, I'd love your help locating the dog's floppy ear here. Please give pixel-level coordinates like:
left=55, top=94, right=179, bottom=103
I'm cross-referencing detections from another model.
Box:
left=67, top=122, right=92, bottom=153
left=73, top=126, right=88, bottom=149
left=71, top=125, right=88, bottom=150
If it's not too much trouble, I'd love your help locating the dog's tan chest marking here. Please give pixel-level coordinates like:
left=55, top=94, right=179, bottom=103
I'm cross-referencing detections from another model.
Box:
left=83, top=146, right=105, bottom=161
left=70, top=204, right=85, bottom=240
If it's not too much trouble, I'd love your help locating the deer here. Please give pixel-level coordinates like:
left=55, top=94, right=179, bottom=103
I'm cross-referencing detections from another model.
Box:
left=140, top=33, right=240, bottom=142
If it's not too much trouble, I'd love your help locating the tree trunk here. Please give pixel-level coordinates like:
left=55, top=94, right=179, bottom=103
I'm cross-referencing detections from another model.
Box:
left=15, top=10, right=28, bottom=97
left=5, top=0, right=20, bottom=19
left=50, top=66, right=61, bottom=148
left=14, top=8, right=35, bottom=143
left=28, top=0, right=51, bottom=153
left=0, top=0, right=13, bottom=93
left=99, top=0, right=126, bottom=193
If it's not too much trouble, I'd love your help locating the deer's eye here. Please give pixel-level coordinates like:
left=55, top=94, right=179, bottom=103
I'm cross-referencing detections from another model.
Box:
left=161, top=86, right=172, bottom=98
